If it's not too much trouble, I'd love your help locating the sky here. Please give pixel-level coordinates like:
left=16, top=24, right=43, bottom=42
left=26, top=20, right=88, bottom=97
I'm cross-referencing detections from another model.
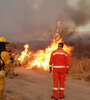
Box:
left=0, top=0, right=90, bottom=42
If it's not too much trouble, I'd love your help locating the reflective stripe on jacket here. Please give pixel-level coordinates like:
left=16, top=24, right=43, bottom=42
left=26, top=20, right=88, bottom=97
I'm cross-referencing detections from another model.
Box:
left=49, top=48, right=70, bottom=69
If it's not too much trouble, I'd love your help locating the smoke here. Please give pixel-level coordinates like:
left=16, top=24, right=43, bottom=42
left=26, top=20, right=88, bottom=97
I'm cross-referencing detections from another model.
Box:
left=59, top=0, right=90, bottom=37
left=66, top=0, right=90, bottom=27
left=0, top=0, right=90, bottom=42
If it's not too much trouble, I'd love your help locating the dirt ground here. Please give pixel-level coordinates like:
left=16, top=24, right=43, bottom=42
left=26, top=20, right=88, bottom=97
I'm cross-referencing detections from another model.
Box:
left=4, top=67, right=90, bottom=100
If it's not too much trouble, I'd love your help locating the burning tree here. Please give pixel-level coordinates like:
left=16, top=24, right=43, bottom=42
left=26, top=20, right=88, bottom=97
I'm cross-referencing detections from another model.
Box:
left=18, top=20, right=73, bottom=70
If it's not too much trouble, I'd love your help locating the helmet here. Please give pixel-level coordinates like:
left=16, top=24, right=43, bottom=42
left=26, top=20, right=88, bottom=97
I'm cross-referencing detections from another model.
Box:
left=0, top=36, right=8, bottom=43
left=6, top=47, right=10, bottom=51
left=11, top=49, right=16, bottom=52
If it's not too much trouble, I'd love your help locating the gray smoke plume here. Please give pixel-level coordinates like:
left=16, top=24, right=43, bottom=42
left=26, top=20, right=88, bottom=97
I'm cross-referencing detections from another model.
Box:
left=0, top=0, right=90, bottom=42
left=65, top=0, right=90, bottom=27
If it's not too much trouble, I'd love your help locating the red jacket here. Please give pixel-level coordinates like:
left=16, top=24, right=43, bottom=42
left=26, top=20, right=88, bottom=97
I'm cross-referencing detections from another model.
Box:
left=49, top=48, right=70, bottom=70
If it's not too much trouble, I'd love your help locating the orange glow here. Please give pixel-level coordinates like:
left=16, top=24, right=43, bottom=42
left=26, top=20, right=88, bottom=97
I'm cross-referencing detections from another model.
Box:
left=18, top=44, right=31, bottom=65
left=18, top=21, right=74, bottom=70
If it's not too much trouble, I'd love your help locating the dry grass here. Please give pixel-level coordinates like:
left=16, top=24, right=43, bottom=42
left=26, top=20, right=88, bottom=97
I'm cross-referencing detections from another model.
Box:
left=68, top=57, right=90, bottom=82
left=8, top=42, right=90, bottom=82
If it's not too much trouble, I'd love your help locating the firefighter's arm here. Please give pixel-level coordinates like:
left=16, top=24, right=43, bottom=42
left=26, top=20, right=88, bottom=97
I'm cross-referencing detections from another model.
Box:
left=49, top=52, right=53, bottom=73
left=66, top=54, right=70, bottom=74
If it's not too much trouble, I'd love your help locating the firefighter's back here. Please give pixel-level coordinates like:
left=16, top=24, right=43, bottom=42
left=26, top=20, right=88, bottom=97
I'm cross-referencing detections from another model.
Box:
left=52, top=49, right=67, bottom=67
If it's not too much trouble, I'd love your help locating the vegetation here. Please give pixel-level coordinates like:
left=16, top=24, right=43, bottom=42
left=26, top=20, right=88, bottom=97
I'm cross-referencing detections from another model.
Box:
left=8, top=35, right=90, bottom=82
left=69, top=57, right=90, bottom=81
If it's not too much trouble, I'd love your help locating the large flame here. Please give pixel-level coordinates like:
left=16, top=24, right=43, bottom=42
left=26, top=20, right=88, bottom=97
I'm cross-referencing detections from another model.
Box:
left=18, top=21, right=73, bottom=70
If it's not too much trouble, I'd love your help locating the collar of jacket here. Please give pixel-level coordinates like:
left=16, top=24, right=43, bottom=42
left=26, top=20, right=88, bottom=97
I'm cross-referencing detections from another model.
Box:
left=57, top=48, right=63, bottom=50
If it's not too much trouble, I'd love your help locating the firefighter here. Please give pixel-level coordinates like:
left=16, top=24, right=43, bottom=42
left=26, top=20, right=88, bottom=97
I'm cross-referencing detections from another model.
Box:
left=5, top=48, right=18, bottom=78
left=49, top=42, right=70, bottom=100
left=0, top=36, right=11, bottom=100
left=10, top=49, right=18, bottom=77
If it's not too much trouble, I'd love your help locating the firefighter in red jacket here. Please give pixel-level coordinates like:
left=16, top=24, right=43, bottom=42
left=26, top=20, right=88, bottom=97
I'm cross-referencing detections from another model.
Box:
left=49, top=42, right=70, bottom=100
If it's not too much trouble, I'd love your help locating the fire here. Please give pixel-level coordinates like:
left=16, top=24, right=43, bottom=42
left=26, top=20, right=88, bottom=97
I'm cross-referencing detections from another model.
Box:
left=18, top=44, right=31, bottom=65
left=18, top=21, right=73, bottom=70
